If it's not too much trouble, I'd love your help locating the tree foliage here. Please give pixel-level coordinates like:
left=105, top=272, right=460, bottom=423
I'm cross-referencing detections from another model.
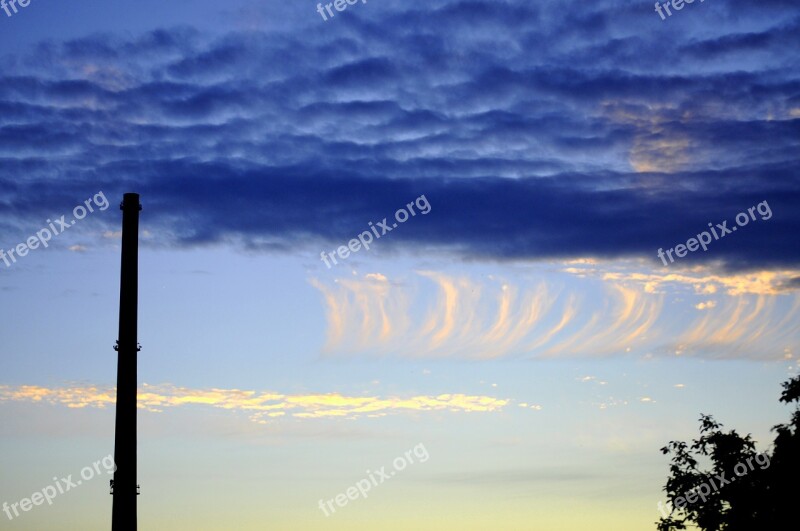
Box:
left=657, top=376, right=800, bottom=530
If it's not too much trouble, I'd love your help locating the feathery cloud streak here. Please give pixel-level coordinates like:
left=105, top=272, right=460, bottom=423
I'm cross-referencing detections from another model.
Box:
left=311, top=261, right=800, bottom=360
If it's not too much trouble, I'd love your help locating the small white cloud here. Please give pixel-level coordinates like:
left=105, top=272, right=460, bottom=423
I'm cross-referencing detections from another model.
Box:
left=579, top=376, right=606, bottom=385
left=695, top=300, right=717, bottom=310
left=103, top=231, right=122, bottom=239
left=697, top=284, right=717, bottom=294
left=674, top=384, right=685, bottom=389
left=68, top=245, right=87, bottom=252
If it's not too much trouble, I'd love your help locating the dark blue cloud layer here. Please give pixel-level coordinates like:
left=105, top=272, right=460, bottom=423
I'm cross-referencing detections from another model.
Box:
left=0, top=1, right=798, bottom=271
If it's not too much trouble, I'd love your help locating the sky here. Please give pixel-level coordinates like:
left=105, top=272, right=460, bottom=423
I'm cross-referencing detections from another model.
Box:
left=0, top=0, right=799, bottom=529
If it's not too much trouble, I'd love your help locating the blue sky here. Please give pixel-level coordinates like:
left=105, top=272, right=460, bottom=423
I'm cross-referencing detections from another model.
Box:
left=1, top=1, right=799, bottom=529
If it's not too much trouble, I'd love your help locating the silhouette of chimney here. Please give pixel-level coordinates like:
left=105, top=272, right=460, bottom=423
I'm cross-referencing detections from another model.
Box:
left=111, top=193, right=142, bottom=531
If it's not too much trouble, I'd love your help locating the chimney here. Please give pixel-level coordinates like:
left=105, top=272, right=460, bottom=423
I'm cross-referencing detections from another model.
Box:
left=111, top=193, right=142, bottom=531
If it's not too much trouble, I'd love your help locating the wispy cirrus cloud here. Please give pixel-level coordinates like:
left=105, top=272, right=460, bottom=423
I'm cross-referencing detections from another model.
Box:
left=311, top=262, right=800, bottom=360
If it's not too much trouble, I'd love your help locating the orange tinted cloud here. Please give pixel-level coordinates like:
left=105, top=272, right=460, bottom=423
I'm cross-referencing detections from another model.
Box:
left=0, top=383, right=509, bottom=424
left=311, top=263, right=798, bottom=360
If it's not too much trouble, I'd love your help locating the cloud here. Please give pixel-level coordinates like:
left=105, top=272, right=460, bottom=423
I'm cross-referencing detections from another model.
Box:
left=0, top=383, right=510, bottom=424
left=572, top=261, right=800, bottom=296
left=0, top=3, right=797, bottom=271
left=311, top=263, right=799, bottom=360
left=696, top=301, right=717, bottom=310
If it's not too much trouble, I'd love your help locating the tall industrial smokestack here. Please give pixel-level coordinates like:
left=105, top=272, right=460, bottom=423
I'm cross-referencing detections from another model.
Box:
left=111, top=193, right=142, bottom=531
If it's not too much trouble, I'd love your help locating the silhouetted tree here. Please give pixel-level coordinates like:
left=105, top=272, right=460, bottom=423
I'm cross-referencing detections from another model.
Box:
left=657, top=376, right=800, bottom=530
